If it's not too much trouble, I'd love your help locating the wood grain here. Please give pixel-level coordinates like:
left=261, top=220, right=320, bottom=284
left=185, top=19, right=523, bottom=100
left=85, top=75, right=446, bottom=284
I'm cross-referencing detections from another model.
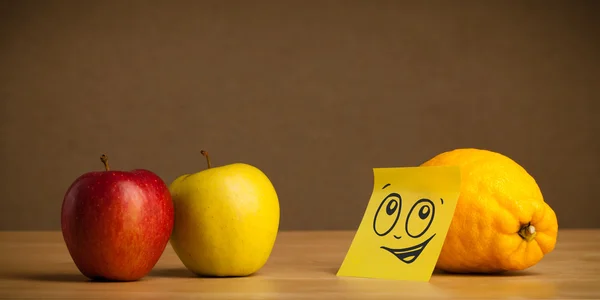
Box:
left=0, top=230, right=598, bottom=299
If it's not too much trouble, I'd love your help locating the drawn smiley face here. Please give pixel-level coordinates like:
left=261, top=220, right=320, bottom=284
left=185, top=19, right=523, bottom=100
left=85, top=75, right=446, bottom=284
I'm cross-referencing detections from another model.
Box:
left=372, top=183, right=441, bottom=264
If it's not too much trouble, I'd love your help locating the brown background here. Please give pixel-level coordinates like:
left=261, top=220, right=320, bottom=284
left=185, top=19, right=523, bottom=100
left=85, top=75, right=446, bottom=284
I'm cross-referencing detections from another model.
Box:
left=1, top=1, right=599, bottom=231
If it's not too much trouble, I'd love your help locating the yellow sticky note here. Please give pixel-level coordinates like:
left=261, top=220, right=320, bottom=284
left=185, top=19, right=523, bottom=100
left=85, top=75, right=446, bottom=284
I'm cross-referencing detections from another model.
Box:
left=337, top=166, right=461, bottom=281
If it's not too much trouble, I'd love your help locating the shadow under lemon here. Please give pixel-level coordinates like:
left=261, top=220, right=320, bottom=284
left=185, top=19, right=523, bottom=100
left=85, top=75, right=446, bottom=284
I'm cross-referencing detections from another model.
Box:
left=432, top=268, right=540, bottom=277
left=432, top=274, right=558, bottom=299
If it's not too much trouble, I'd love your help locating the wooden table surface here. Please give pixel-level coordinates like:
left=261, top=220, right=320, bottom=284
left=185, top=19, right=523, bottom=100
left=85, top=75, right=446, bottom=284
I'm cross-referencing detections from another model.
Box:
left=0, top=230, right=598, bottom=299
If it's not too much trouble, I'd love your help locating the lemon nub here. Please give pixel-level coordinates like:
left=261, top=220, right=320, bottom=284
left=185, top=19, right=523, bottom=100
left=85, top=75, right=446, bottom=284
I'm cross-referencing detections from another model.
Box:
left=518, top=223, right=537, bottom=242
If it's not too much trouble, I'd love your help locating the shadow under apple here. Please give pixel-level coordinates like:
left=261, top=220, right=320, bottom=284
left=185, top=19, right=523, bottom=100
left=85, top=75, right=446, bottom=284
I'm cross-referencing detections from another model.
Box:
left=148, top=268, right=197, bottom=278
left=6, top=272, right=157, bottom=283
left=149, top=267, right=261, bottom=279
left=7, top=272, right=108, bottom=283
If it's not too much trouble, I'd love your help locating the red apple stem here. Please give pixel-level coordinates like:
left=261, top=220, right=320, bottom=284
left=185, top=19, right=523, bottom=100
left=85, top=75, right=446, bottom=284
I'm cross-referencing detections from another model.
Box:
left=100, top=154, right=110, bottom=171
left=200, top=150, right=212, bottom=169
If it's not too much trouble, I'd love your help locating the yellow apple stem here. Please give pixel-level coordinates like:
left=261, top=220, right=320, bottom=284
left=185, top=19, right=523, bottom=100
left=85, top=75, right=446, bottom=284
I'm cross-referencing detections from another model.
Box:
left=200, top=150, right=212, bottom=169
left=518, top=222, right=537, bottom=242
left=100, top=154, right=110, bottom=171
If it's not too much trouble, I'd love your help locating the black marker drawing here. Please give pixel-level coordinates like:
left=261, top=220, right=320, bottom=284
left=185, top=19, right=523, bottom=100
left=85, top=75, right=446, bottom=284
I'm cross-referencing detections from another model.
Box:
left=406, top=198, right=436, bottom=238
left=373, top=192, right=444, bottom=264
left=372, top=192, right=402, bottom=236
left=380, top=234, right=436, bottom=264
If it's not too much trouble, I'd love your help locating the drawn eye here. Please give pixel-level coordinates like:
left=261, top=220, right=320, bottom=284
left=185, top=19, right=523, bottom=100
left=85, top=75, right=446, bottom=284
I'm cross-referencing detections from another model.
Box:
left=373, top=193, right=402, bottom=236
left=406, top=198, right=435, bottom=238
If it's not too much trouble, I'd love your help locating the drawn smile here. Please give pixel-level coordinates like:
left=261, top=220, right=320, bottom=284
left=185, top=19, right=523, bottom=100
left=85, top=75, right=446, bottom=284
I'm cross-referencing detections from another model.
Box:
left=380, top=234, right=436, bottom=264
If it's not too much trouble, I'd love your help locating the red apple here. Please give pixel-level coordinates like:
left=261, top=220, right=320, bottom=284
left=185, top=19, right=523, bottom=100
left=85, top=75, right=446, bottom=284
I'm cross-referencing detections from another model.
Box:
left=61, top=154, right=174, bottom=281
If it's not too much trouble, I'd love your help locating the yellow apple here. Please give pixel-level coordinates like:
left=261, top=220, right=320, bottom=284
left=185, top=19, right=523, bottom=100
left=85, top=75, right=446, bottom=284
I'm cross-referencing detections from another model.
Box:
left=168, top=150, right=280, bottom=277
